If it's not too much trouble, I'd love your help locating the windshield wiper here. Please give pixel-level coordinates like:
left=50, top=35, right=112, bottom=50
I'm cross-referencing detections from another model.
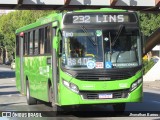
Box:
left=108, top=32, right=112, bottom=61
left=112, top=25, right=124, bottom=46
left=80, top=26, right=97, bottom=46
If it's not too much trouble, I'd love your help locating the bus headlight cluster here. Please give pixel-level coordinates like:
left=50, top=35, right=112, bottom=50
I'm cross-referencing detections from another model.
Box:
left=62, top=80, right=79, bottom=94
left=130, top=78, right=142, bottom=91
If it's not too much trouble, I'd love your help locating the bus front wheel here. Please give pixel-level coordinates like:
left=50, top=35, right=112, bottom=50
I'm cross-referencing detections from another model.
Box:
left=26, top=81, right=37, bottom=105
left=113, top=103, right=125, bottom=113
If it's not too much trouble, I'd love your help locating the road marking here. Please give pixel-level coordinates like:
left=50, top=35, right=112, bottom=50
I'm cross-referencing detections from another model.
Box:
left=152, top=101, right=160, bottom=104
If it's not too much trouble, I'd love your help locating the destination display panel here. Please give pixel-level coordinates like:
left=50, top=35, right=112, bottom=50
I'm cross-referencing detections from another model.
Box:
left=63, top=13, right=137, bottom=25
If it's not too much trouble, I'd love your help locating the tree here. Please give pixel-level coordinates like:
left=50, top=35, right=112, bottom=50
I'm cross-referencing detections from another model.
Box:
left=139, top=12, right=160, bottom=37
left=0, top=10, right=55, bottom=62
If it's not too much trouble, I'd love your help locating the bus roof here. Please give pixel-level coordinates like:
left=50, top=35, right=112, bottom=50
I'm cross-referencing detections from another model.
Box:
left=73, top=8, right=127, bottom=13
left=15, top=12, right=62, bottom=34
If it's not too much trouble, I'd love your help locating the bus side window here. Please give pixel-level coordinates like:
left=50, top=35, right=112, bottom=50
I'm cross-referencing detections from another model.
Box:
left=24, top=33, right=28, bottom=55
left=39, top=28, right=45, bottom=54
left=44, top=26, right=51, bottom=54
left=29, top=31, right=33, bottom=55
left=16, top=35, right=19, bottom=56
left=33, top=30, right=39, bottom=55
left=27, top=32, right=30, bottom=55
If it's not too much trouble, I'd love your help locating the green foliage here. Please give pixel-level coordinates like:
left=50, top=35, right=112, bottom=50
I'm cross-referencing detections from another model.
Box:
left=143, top=59, right=155, bottom=74
left=138, top=12, right=160, bottom=37
left=0, top=10, right=55, bottom=60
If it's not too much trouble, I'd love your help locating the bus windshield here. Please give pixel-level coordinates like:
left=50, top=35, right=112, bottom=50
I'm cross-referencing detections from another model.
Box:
left=62, top=29, right=103, bottom=69
left=61, top=28, right=140, bottom=70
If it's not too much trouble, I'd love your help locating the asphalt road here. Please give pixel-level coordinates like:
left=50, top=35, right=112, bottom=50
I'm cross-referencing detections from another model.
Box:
left=0, top=66, right=160, bottom=120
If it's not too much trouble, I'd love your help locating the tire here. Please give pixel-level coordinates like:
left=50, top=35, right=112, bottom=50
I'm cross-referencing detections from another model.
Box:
left=113, top=103, right=125, bottom=113
left=26, top=81, right=37, bottom=105
left=49, top=86, right=54, bottom=103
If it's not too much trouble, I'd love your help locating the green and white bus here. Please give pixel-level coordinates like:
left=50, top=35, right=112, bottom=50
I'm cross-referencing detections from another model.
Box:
left=15, top=8, right=143, bottom=112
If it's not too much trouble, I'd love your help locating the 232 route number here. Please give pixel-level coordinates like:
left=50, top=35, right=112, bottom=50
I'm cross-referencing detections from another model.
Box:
left=73, top=15, right=90, bottom=23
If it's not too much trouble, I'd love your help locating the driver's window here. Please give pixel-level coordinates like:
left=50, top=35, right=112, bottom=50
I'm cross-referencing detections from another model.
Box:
left=58, top=30, right=63, bottom=56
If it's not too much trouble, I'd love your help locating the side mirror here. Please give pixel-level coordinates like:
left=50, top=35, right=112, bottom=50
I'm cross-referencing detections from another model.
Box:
left=53, top=36, right=63, bottom=57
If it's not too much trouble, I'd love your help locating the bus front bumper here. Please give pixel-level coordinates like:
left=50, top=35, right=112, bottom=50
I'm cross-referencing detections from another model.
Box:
left=59, top=84, right=143, bottom=106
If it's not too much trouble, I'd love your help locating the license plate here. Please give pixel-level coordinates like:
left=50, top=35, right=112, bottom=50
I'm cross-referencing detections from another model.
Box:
left=99, top=93, right=113, bottom=99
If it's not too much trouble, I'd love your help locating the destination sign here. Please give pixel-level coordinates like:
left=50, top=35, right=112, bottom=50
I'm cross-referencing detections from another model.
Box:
left=63, top=13, right=137, bottom=24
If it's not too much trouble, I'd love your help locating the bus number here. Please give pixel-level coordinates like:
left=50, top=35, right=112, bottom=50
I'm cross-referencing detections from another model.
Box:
left=73, top=16, right=90, bottom=23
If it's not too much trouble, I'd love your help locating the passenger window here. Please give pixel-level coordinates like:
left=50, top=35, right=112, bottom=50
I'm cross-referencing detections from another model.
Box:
left=44, top=26, right=51, bottom=53
left=16, top=35, right=19, bottom=56
left=29, top=31, right=33, bottom=55
left=39, top=28, right=45, bottom=54
left=24, top=33, right=28, bottom=55
left=34, top=29, right=39, bottom=55
left=27, top=32, right=30, bottom=55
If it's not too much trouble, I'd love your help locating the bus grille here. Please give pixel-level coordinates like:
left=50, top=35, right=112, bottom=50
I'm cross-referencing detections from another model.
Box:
left=80, top=89, right=129, bottom=99
left=76, top=72, right=132, bottom=80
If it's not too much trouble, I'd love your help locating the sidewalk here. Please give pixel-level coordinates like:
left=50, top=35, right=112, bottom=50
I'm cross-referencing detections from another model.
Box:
left=143, top=80, right=160, bottom=90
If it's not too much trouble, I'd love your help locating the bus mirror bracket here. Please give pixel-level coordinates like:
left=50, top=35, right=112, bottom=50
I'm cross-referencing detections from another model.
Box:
left=52, top=21, right=59, bottom=27
left=141, top=32, right=147, bottom=55
left=58, top=53, right=62, bottom=57
left=53, top=36, right=59, bottom=49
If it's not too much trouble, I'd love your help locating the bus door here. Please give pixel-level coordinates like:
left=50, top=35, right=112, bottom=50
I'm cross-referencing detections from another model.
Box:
left=16, top=32, right=25, bottom=94
left=51, top=21, right=59, bottom=105
left=20, top=32, right=25, bottom=94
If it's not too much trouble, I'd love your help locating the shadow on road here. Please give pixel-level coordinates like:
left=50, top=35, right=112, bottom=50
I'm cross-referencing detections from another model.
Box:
left=40, top=91, right=160, bottom=117
left=0, top=85, right=15, bottom=89
left=0, top=91, right=20, bottom=95
left=0, top=71, right=15, bottom=78
left=144, top=91, right=160, bottom=100
left=36, top=104, right=128, bottom=117
left=0, top=102, right=26, bottom=107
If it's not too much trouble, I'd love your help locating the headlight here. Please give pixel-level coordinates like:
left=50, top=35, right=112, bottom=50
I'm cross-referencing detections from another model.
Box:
left=131, top=82, right=138, bottom=91
left=130, top=78, right=142, bottom=91
left=138, top=78, right=142, bottom=84
left=62, top=80, right=79, bottom=94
